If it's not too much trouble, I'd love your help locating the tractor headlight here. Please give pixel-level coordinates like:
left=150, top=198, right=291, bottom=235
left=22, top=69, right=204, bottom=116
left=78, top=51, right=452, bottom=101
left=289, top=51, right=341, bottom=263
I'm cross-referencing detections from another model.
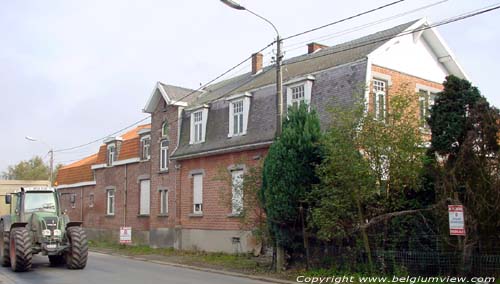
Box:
left=53, top=229, right=62, bottom=237
left=42, top=229, right=51, bottom=237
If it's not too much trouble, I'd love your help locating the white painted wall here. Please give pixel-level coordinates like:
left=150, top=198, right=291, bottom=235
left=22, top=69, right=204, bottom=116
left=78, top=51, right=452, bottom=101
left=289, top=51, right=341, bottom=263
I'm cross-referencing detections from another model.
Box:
left=370, top=32, right=449, bottom=83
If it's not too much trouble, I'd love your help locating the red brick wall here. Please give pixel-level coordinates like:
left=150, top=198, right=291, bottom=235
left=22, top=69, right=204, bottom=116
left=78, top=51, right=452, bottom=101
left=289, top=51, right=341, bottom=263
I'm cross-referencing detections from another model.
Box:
left=149, top=101, right=180, bottom=229
left=369, top=65, right=443, bottom=114
left=178, top=148, right=267, bottom=231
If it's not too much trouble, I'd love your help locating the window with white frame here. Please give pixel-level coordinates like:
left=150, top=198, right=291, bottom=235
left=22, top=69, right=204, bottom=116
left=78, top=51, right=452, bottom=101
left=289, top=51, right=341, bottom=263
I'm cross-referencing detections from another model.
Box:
left=285, top=78, right=314, bottom=110
left=107, top=144, right=116, bottom=166
left=141, top=136, right=151, bottom=160
left=193, top=174, right=203, bottom=214
left=373, top=79, right=387, bottom=121
left=139, top=179, right=150, bottom=215
left=161, top=122, right=169, bottom=137
left=193, top=111, right=203, bottom=143
left=160, top=140, right=168, bottom=171
left=290, top=84, right=305, bottom=108
left=160, top=189, right=168, bottom=215
left=231, top=170, right=244, bottom=215
left=228, top=94, right=251, bottom=138
left=418, top=89, right=437, bottom=128
left=232, top=100, right=244, bottom=135
left=190, top=108, right=208, bottom=144
left=106, top=189, right=115, bottom=215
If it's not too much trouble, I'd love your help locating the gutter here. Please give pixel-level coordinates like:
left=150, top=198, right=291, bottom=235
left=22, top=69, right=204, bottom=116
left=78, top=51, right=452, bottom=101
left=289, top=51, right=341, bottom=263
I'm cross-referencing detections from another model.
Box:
left=170, top=141, right=273, bottom=161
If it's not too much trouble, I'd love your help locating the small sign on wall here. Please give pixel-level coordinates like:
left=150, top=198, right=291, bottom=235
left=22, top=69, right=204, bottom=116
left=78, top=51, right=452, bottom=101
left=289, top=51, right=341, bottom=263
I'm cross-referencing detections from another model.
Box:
left=120, top=227, right=132, bottom=244
left=448, top=205, right=465, bottom=236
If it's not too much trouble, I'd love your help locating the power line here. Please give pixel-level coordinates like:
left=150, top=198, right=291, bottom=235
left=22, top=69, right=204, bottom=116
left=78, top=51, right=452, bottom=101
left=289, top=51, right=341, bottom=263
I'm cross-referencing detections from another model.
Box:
left=54, top=116, right=151, bottom=152
left=53, top=41, right=275, bottom=154
left=54, top=3, right=499, bottom=157
left=282, top=0, right=407, bottom=41
left=282, top=0, right=449, bottom=53
left=284, top=4, right=500, bottom=67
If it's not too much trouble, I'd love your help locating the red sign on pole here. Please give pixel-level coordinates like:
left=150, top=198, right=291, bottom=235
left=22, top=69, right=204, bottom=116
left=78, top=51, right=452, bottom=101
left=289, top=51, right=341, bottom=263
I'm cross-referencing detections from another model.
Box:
left=448, top=205, right=465, bottom=236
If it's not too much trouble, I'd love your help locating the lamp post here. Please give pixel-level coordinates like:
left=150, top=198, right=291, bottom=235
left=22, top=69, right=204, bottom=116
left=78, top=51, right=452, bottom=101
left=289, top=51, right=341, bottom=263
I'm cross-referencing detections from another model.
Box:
left=220, top=0, right=284, bottom=136
left=25, top=136, right=54, bottom=186
left=221, top=0, right=285, bottom=271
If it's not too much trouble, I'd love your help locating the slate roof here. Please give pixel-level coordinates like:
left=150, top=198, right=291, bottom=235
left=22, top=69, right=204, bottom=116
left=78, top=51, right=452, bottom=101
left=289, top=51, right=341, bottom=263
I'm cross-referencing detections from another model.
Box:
left=190, top=20, right=418, bottom=107
left=171, top=20, right=419, bottom=159
left=158, top=82, right=201, bottom=104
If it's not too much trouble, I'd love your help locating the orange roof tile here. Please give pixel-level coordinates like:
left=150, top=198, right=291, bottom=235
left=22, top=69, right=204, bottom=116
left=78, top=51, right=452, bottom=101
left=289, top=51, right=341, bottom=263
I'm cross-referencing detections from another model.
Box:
left=56, top=154, right=97, bottom=185
left=56, top=124, right=151, bottom=186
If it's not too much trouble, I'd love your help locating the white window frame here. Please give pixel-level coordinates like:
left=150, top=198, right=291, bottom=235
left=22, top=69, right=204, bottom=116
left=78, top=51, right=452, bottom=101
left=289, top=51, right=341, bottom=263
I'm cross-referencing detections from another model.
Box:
left=285, top=77, right=314, bottom=110
left=139, top=179, right=150, bottom=216
left=193, top=174, right=203, bottom=214
left=140, top=135, right=151, bottom=161
left=227, top=93, right=251, bottom=138
left=231, top=170, right=244, bottom=215
left=189, top=107, right=208, bottom=144
left=160, top=189, right=168, bottom=215
left=416, top=84, right=440, bottom=129
left=107, top=143, right=116, bottom=166
left=106, top=189, right=115, bottom=215
left=160, top=140, right=169, bottom=171
left=373, top=79, right=387, bottom=121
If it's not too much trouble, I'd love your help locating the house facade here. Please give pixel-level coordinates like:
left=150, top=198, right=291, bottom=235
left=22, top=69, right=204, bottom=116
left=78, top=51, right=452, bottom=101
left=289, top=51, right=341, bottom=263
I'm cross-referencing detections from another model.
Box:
left=56, top=18, right=467, bottom=253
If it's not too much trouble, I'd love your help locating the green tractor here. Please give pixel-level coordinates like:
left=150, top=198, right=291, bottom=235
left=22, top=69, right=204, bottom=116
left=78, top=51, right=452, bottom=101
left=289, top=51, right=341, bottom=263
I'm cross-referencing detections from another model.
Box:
left=0, top=187, right=88, bottom=272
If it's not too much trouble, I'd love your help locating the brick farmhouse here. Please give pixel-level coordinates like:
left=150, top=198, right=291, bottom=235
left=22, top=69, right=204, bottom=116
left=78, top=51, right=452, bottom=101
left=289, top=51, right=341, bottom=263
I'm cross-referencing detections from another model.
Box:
left=56, top=19, right=467, bottom=253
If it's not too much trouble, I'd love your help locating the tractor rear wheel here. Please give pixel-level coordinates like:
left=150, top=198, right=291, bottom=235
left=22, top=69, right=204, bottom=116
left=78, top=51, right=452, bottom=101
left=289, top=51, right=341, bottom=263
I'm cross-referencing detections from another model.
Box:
left=0, top=222, right=10, bottom=267
left=49, top=255, right=65, bottom=266
left=65, top=227, right=88, bottom=269
left=9, top=227, right=32, bottom=272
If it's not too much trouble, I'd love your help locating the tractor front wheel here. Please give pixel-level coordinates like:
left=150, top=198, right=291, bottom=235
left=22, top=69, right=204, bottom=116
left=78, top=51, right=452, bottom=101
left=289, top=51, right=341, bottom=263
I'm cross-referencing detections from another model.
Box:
left=9, top=227, right=32, bottom=272
left=0, top=222, right=10, bottom=267
left=65, top=227, right=88, bottom=269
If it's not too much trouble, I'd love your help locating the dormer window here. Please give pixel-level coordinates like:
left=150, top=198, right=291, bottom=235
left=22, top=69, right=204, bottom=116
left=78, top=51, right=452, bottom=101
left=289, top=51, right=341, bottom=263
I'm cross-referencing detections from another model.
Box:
left=285, top=75, right=314, bottom=110
left=193, top=111, right=203, bottom=142
left=227, top=92, right=251, bottom=138
left=290, top=85, right=305, bottom=107
left=140, top=136, right=151, bottom=160
left=161, top=122, right=169, bottom=137
left=189, top=106, right=208, bottom=144
left=107, top=144, right=116, bottom=166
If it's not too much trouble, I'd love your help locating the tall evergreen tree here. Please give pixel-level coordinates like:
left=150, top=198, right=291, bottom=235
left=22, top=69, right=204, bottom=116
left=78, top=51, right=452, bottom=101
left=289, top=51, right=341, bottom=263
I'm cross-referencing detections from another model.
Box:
left=428, top=75, right=500, bottom=252
left=261, top=103, right=323, bottom=261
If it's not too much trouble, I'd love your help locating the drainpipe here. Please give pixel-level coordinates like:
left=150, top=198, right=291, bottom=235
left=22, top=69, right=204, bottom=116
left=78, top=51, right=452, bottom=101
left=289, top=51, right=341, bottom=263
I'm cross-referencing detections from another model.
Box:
left=80, top=187, right=84, bottom=222
left=124, top=164, right=128, bottom=227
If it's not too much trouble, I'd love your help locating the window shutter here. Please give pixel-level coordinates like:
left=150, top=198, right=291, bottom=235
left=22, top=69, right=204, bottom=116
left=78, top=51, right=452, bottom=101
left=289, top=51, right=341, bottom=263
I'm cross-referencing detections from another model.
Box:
left=231, top=170, right=244, bottom=214
left=189, top=113, right=195, bottom=144
left=201, top=108, right=208, bottom=142
left=140, top=180, right=150, bottom=215
left=193, top=174, right=203, bottom=206
left=228, top=102, right=234, bottom=137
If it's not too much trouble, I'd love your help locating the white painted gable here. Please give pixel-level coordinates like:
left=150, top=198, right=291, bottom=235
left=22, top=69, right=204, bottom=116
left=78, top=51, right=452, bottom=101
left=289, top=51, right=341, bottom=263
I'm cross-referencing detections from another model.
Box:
left=369, top=19, right=466, bottom=83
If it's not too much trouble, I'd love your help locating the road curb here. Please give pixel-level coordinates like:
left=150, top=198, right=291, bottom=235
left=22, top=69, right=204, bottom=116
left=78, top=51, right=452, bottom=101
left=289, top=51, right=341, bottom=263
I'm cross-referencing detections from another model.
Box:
left=90, top=249, right=295, bottom=284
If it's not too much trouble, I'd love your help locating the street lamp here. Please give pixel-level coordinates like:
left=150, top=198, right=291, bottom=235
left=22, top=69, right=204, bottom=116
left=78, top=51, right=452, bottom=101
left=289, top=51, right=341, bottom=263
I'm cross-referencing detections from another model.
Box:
left=220, top=0, right=284, bottom=136
left=25, top=136, right=54, bottom=186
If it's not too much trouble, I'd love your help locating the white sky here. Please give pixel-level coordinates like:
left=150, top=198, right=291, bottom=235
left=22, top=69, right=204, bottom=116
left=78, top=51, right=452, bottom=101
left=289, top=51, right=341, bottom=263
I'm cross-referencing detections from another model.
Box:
left=1, top=0, right=499, bottom=173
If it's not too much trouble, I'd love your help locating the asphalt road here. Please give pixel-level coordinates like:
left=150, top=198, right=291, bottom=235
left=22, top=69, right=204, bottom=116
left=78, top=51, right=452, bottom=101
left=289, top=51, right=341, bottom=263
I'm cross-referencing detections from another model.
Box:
left=0, top=252, right=273, bottom=284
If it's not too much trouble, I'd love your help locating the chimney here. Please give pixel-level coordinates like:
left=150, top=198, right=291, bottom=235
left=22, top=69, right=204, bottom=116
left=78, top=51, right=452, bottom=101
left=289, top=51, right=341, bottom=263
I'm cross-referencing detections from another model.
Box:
left=251, top=52, right=263, bottom=74
left=307, top=42, right=328, bottom=54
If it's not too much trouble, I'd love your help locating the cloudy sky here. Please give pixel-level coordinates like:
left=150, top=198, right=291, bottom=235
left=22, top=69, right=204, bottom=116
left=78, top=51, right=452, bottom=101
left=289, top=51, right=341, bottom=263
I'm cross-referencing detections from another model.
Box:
left=1, top=0, right=499, bottom=173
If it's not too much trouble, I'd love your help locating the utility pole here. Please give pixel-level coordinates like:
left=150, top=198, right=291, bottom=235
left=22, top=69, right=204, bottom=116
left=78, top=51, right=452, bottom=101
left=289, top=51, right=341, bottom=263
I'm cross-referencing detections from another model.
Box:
left=49, top=149, right=54, bottom=186
left=275, top=35, right=283, bottom=136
